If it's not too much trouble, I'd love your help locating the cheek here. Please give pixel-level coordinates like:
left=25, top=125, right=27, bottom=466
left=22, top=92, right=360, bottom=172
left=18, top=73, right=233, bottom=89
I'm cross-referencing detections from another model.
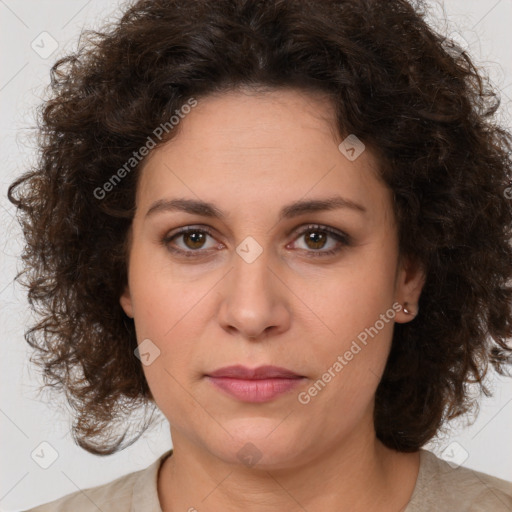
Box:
left=297, top=250, right=397, bottom=412
left=301, top=316, right=394, bottom=437
left=127, top=245, right=211, bottom=369
left=300, top=254, right=397, bottom=346
left=128, top=245, right=181, bottom=335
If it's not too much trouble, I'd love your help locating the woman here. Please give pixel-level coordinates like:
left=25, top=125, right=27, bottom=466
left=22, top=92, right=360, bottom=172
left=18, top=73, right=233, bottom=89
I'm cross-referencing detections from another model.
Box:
left=8, top=0, right=512, bottom=510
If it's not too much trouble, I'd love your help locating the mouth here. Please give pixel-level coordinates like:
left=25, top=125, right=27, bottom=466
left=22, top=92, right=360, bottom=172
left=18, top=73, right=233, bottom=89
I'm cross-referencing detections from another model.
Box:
left=205, top=365, right=305, bottom=403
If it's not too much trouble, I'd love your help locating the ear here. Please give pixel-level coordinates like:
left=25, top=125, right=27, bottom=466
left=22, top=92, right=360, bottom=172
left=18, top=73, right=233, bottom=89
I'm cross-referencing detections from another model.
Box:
left=120, top=285, right=134, bottom=318
left=394, top=255, right=426, bottom=323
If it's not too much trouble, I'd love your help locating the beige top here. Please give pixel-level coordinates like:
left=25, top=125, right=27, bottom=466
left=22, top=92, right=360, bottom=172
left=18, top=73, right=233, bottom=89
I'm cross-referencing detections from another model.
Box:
left=24, top=448, right=512, bottom=511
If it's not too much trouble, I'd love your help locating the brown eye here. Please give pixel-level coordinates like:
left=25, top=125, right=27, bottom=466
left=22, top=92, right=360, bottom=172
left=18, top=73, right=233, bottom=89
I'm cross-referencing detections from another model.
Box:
left=161, top=224, right=351, bottom=259
left=162, top=226, right=219, bottom=257
left=290, top=224, right=351, bottom=257
left=181, top=231, right=208, bottom=250
left=303, top=229, right=328, bottom=250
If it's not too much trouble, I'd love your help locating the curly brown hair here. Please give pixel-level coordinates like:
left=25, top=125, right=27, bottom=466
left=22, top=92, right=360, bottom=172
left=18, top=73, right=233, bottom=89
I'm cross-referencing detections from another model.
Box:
left=7, top=0, right=512, bottom=456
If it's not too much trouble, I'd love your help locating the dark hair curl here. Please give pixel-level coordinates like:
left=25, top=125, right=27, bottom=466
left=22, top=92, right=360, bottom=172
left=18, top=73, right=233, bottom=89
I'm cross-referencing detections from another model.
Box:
left=7, top=0, right=512, bottom=455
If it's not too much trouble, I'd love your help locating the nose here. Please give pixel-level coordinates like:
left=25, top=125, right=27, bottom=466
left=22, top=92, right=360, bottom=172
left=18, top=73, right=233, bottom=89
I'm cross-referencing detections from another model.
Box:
left=216, top=249, right=291, bottom=341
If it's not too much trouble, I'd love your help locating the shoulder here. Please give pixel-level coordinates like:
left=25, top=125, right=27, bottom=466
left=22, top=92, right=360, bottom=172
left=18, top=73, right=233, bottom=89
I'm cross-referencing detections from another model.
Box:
left=23, top=470, right=139, bottom=512
left=406, top=449, right=512, bottom=512
left=23, top=450, right=171, bottom=512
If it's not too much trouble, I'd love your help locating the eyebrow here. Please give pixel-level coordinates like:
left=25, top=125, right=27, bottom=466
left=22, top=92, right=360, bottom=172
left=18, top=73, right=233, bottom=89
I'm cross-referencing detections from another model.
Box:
left=145, top=196, right=367, bottom=221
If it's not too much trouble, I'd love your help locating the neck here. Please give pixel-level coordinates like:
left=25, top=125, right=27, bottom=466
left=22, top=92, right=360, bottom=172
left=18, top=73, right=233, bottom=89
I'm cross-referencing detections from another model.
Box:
left=157, top=428, right=420, bottom=512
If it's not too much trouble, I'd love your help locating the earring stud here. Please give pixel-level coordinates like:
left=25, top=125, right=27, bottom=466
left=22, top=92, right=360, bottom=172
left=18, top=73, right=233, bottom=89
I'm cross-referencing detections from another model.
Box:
left=403, top=302, right=411, bottom=315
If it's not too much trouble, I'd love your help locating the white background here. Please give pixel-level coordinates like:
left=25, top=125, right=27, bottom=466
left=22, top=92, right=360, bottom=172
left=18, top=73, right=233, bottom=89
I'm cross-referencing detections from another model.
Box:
left=1, top=1, right=511, bottom=510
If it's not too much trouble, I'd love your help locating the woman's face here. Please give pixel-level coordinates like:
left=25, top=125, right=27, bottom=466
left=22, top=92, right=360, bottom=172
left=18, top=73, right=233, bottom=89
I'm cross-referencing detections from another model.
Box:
left=120, top=88, right=424, bottom=468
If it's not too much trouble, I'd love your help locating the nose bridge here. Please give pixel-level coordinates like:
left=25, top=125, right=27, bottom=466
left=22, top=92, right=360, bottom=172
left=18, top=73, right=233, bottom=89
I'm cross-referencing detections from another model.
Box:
left=233, top=246, right=271, bottom=298
left=217, top=242, right=289, bottom=338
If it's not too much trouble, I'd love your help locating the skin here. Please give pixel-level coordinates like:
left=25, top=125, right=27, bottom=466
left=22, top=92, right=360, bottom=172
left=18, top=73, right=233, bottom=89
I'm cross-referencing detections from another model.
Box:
left=120, top=87, right=426, bottom=512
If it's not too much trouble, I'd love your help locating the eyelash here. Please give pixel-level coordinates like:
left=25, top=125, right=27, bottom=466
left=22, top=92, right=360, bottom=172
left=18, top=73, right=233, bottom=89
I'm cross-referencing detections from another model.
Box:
left=161, top=224, right=351, bottom=259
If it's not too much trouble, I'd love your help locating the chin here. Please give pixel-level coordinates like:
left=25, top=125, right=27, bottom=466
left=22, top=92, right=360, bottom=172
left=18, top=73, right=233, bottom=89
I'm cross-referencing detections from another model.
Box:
left=204, top=418, right=305, bottom=469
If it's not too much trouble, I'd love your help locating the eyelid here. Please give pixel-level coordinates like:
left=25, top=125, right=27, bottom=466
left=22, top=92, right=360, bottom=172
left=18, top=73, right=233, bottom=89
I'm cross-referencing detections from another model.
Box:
left=162, top=224, right=221, bottom=250
left=164, top=223, right=349, bottom=241
left=290, top=223, right=351, bottom=243
left=162, top=223, right=351, bottom=256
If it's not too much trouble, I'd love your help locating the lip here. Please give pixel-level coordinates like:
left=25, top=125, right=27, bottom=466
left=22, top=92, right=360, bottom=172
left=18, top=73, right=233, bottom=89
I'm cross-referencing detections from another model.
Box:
left=207, top=365, right=302, bottom=379
left=205, top=365, right=305, bottom=403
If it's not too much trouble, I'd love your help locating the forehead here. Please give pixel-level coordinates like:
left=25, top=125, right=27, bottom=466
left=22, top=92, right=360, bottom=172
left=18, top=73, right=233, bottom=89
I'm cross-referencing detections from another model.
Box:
left=136, top=88, right=390, bottom=222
